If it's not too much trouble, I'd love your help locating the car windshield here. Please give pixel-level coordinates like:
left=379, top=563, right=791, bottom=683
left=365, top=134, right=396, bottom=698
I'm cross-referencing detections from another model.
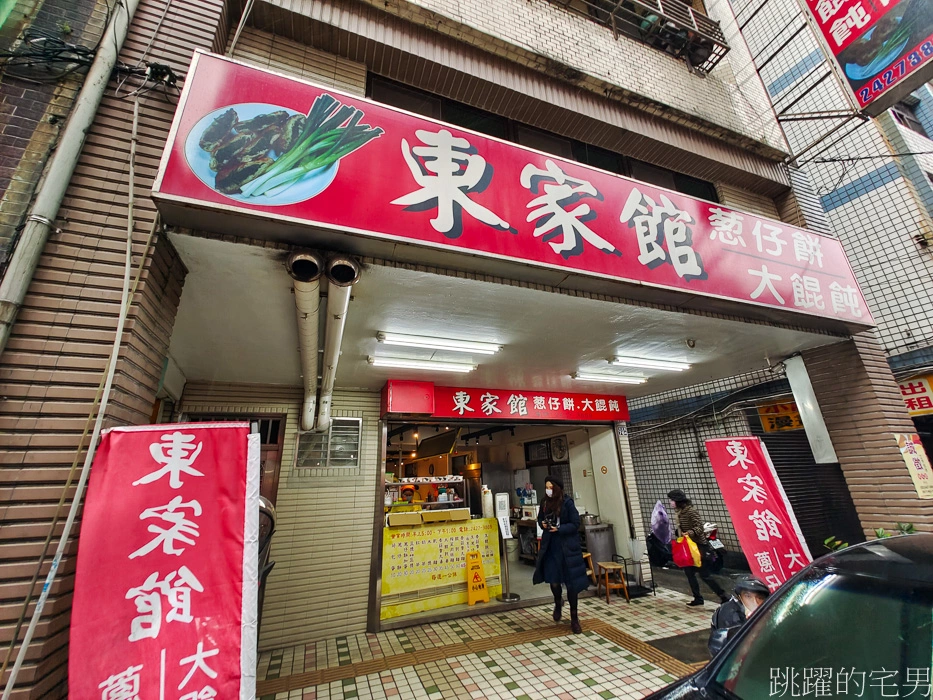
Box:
left=713, top=568, right=933, bottom=699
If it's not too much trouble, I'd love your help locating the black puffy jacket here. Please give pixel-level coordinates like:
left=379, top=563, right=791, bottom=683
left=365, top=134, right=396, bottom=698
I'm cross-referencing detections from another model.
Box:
left=532, top=497, right=591, bottom=595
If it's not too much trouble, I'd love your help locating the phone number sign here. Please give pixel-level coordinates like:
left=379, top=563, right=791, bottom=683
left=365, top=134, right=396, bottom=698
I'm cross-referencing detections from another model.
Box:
left=800, top=0, right=933, bottom=111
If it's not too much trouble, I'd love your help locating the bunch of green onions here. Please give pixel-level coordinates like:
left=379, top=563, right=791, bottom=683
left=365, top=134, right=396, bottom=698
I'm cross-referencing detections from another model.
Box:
left=240, top=93, right=383, bottom=198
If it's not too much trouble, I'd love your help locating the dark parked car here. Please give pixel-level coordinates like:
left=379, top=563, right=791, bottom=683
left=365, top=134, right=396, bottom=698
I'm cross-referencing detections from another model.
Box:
left=647, top=534, right=933, bottom=699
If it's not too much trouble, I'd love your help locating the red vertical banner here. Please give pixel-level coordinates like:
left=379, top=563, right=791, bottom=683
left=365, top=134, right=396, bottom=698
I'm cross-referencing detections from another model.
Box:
left=706, top=437, right=813, bottom=592
left=70, top=423, right=260, bottom=699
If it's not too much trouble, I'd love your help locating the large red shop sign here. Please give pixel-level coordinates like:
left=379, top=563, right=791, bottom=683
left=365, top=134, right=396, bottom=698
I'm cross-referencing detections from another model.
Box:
left=154, top=52, right=871, bottom=326
left=800, top=0, right=933, bottom=110
left=383, top=380, right=630, bottom=421
left=706, top=437, right=812, bottom=592
left=70, top=424, right=259, bottom=699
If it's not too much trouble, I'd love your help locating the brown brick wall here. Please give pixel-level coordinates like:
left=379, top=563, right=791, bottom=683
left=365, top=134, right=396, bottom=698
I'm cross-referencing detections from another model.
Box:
left=803, top=332, right=933, bottom=538
left=0, top=0, right=225, bottom=696
left=0, top=0, right=109, bottom=268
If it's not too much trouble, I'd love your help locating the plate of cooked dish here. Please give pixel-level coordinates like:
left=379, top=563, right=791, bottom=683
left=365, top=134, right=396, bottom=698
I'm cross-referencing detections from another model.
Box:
left=184, top=95, right=383, bottom=206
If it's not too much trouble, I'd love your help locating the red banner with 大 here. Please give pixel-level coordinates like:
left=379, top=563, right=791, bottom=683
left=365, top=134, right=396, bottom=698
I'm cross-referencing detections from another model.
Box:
left=153, top=52, right=872, bottom=327
left=800, top=0, right=933, bottom=110
left=70, top=424, right=260, bottom=699
left=706, top=437, right=812, bottom=592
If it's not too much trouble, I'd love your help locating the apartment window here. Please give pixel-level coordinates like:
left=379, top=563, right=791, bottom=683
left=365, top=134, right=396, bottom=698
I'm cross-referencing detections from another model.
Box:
left=892, top=101, right=929, bottom=138
left=443, top=100, right=511, bottom=140
left=369, top=78, right=441, bottom=119
left=515, top=124, right=575, bottom=159
left=368, top=77, right=717, bottom=202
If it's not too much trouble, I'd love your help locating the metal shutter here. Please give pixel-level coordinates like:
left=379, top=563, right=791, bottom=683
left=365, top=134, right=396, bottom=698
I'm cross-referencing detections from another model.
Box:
left=745, top=408, right=864, bottom=555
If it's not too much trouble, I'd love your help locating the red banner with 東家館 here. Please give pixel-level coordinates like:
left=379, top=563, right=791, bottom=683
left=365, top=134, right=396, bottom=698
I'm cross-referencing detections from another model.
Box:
left=430, top=386, right=629, bottom=422
left=706, top=437, right=812, bottom=592
left=153, top=52, right=871, bottom=327
left=70, top=424, right=260, bottom=700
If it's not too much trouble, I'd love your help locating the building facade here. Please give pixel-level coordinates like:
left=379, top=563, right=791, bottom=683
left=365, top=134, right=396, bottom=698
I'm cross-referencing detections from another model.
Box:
left=0, top=0, right=928, bottom=696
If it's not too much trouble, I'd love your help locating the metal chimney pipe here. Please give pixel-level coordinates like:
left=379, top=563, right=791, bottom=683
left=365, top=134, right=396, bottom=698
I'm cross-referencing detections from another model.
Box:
left=316, top=255, right=361, bottom=433
left=287, top=251, right=324, bottom=431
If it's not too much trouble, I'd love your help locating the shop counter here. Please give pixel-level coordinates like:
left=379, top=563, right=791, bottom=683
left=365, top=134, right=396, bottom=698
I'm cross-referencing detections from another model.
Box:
left=380, top=517, right=501, bottom=620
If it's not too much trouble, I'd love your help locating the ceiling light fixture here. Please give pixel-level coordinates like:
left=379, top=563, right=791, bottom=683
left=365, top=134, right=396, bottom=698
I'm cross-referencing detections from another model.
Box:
left=573, top=372, right=647, bottom=385
left=368, top=356, right=476, bottom=373
left=612, top=356, right=690, bottom=371
left=377, top=332, right=502, bottom=355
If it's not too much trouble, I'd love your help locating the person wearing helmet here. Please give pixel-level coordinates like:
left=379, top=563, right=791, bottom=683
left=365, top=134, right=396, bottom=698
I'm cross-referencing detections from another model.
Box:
left=707, top=576, right=771, bottom=656
left=668, top=489, right=729, bottom=606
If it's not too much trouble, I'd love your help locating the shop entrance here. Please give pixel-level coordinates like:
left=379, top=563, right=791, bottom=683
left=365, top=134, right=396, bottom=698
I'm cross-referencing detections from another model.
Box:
left=378, top=419, right=634, bottom=628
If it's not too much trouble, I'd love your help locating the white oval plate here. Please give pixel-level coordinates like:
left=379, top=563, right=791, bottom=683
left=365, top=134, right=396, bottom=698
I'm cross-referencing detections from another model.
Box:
left=184, top=102, right=339, bottom=206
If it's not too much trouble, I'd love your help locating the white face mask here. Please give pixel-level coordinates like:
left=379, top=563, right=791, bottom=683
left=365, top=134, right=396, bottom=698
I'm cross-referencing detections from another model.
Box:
left=545, top=488, right=553, bottom=497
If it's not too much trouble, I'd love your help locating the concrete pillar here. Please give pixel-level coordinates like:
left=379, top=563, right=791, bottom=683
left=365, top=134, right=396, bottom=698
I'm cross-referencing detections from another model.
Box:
left=801, top=332, right=933, bottom=536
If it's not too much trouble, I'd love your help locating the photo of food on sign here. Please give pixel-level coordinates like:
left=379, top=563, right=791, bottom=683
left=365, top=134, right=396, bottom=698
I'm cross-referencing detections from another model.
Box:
left=183, top=93, right=383, bottom=205
left=837, top=0, right=933, bottom=92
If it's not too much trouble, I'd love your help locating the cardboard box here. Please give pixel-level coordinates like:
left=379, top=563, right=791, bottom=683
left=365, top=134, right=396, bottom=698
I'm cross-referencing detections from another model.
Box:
left=387, top=512, right=423, bottom=527
left=421, top=510, right=451, bottom=523
left=448, top=508, right=471, bottom=521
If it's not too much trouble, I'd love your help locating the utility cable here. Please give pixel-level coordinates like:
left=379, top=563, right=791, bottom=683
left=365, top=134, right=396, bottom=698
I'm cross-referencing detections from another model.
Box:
left=0, top=97, right=155, bottom=700
left=628, top=377, right=786, bottom=439
left=809, top=151, right=933, bottom=162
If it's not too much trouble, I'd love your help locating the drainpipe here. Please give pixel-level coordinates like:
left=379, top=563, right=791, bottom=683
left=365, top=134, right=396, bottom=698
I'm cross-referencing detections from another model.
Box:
left=315, top=255, right=361, bottom=433
left=0, top=0, right=141, bottom=358
left=287, top=251, right=325, bottom=432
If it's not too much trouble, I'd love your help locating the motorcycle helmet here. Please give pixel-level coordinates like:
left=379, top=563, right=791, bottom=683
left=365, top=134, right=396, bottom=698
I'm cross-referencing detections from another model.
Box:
left=733, top=576, right=770, bottom=598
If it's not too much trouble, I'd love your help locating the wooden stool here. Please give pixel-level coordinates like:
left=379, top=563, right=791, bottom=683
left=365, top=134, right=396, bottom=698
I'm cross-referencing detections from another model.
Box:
left=582, top=552, right=598, bottom=586
left=597, top=561, right=630, bottom=604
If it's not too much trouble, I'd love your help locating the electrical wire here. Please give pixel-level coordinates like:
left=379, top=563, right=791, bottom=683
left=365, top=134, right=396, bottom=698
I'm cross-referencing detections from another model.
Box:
left=0, top=95, right=150, bottom=700
left=810, top=151, right=933, bottom=162
left=628, top=376, right=786, bottom=439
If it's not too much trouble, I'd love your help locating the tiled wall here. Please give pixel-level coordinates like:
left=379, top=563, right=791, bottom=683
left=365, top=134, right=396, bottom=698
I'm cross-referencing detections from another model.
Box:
left=0, top=0, right=109, bottom=264
left=627, top=369, right=778, bottom=551
left=350, top=0, right=786, bottom=150
left=0, top=0, right=226, bottom=695
left=731, top=0, right=933, bottom=368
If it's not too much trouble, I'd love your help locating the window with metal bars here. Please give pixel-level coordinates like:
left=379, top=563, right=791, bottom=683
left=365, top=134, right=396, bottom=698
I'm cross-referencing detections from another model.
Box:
left=296, top=417, right=363, bottom=469
left=892, top=101, right=929, bottom=139
left=543, top=0, right=730, bottom=74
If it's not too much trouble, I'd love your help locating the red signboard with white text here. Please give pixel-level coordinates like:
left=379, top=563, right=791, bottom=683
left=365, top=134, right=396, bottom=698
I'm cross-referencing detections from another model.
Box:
left=706, top=437, right=812, bottom=592
left=382, top=381, right=629, bottom=422
left=800, top=0, right=933, bottom=110
left=154, top=52, right=872, bottom=327
left=70, top=424, right=259, bottom=699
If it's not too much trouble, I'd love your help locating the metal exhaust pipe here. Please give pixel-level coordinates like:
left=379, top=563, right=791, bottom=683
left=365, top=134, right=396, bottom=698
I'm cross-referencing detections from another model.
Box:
left=287, top=250, right=325, bottom=283
left=325, top=254, right=361, bottom=287
left=317, top=255, right=361, bottom=432
left=288, top=251, right=325, bottom=431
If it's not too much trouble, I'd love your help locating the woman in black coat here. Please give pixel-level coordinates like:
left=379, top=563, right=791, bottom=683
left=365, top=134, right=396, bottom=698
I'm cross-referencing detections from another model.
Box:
left=533, top=475, right=590, bottom=634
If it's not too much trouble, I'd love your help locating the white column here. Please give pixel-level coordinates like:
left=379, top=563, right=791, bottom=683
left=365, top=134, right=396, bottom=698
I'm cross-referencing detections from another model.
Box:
left=588, top=425, right=633, bottom=557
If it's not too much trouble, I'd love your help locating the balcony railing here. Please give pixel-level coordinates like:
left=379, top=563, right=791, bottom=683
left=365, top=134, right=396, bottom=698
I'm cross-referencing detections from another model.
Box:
left=547, top=0, right=730, bottom=75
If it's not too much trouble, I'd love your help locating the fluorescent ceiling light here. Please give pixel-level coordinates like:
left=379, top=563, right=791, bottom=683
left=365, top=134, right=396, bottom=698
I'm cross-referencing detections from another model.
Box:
left=377, top=332, right=501, bottom=355
left=368, top=356, right=476, bottom=373
left=612, top=356, right=690, bottom=371
left=573, top=372, right=646, bottom=385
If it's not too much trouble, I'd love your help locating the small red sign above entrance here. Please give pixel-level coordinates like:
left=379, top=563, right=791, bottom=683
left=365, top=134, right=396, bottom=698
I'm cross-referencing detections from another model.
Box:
left=382, top=381, right=629, bottom=422
left=154, top=52, right=872, bottom=328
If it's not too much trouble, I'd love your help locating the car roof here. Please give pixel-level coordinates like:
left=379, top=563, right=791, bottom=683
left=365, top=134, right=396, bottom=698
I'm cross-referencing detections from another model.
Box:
left=813, top=533, right=933, bottom=585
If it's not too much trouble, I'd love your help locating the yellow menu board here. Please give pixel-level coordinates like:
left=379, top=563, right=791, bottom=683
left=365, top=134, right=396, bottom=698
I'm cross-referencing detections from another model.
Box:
left=381, top=518, right=501, bottom=619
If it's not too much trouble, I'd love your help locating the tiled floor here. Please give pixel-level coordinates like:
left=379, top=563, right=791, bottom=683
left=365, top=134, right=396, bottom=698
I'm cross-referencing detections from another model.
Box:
left=258, top=587, right=711, bottom=699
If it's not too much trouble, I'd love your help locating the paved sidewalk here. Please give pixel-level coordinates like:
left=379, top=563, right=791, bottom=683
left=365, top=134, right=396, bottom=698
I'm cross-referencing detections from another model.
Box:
left=257, top=588, right=713, bottom=699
